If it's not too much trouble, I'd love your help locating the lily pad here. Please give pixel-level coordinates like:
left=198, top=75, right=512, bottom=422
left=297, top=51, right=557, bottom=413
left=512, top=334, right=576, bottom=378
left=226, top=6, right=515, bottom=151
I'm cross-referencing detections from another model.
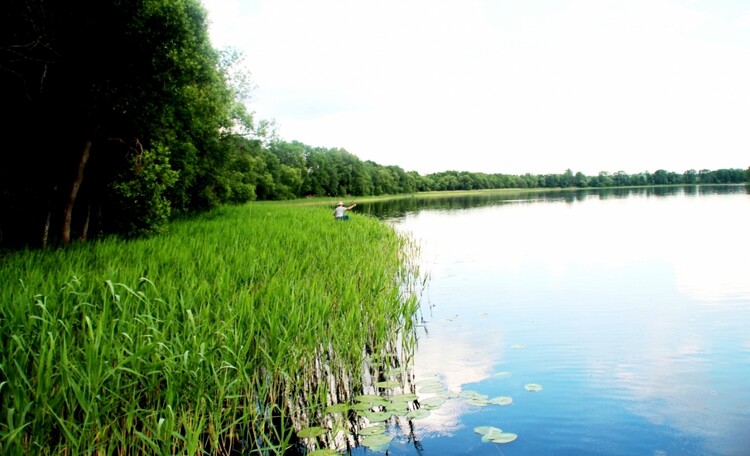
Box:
left=474, top=426, right=502, bottom=436
left=358, top=425, right=386, bottom=436
left=511, top=344, right=527, bottom=349
left=355, top=394, right=382, bottom=403
left=390, top=393, right=418, bottom=402
left=369, top=398, right=392, bottom=408
left=360, top=411, right=392, bottom=422
left=308, top=450, right=339, bottom=456
left=487, top=432, right=518, bottom=444
left=324, top=403, right=350, bottom=414
left=297, top=426, right=327, bottom=438
left=465, top=397, right=489, bottom=407
left=418, top=396, right=445, bottom=409
left=460, top=390, right=488, bottom=400
left=374, top=380, right=401, bottom=389
left=525, top=383, right=543, bottom=392
left=387, top=401, right=411, bottom=414
left=361, top=433, right=393, bottom=452
left=406, top=408, right=431, bottom=420
left=351, top=402, right=374, bottom=411
left=488, top=396, right=513, bottom=406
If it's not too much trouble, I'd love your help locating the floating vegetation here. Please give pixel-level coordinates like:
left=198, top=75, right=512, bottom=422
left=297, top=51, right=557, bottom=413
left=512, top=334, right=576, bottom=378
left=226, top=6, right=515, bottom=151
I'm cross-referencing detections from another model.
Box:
left=474, top=426, right=518, bottom=444
left=355, top=394, right=383, bottom=403
left=487, top=432, right=518, bottom=444
left=351, top=402, right=376, bottom=412
left=297, top=426, right=328, bottom=439
left=360, top=411, right=392, bottom=423
left=361, top=433, right=393, bottom=452
left=474, top=426, right=499, bottom=435
left=406, top=409, right=431, bottom=420
left=358, top=425, right=386, bottom=436
left=324, top=404, right=350, bottom=414
left=419, top=396, right=446, bottom=409
left=308, top=450, right=340, bottom=456
left=493, top=371, right=513, bottom=379
left=511, top=344, right=527, bottom=349
left=525, top=383, right=544, bottom=392
left=488, top=396, right=513, bottom=406
left=460, top=390, right=489, bottom=401
left=374, top=380, right=401, bottom=389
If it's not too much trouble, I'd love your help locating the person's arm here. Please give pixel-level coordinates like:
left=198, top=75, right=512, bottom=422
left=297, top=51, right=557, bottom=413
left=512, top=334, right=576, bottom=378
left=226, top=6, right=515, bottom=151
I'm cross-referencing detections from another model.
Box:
left=346, top=204, right=356, bottom=210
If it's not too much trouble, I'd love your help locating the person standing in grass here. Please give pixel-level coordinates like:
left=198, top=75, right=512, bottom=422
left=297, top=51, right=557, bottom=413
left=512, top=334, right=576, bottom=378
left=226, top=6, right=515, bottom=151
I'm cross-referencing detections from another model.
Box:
left=333, top=201, right=356, bottom=220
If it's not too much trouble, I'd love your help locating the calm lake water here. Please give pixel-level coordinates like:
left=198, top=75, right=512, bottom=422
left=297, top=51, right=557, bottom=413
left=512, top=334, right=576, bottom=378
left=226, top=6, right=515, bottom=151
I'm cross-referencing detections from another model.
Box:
left=358, top=186, right=750, bottom=456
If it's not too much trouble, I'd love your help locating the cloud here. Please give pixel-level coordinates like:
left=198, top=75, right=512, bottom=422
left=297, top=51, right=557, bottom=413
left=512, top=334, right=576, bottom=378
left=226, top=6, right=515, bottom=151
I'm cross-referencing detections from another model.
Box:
left=201, top=0, right=750, bottom=175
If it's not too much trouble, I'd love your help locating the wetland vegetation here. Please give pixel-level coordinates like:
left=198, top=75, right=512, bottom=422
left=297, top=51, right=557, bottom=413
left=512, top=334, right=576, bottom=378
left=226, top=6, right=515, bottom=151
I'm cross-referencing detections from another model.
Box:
left=0, top=203, right=421, bottom=454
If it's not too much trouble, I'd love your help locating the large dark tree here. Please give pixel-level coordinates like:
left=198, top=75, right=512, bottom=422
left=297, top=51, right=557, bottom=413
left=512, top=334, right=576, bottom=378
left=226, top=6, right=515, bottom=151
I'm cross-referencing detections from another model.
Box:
left=1, top=0, right=248, bottom=248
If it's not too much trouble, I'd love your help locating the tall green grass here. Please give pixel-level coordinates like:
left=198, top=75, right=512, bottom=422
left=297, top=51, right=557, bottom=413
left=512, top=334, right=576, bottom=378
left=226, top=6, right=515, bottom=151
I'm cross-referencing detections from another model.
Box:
left=0, top=204, right=420, bottom=455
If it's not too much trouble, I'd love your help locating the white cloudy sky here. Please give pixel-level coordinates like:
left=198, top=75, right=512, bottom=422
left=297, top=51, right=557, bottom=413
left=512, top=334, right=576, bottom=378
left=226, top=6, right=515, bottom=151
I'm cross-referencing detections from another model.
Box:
left=201, top=0, right=750, bottom=175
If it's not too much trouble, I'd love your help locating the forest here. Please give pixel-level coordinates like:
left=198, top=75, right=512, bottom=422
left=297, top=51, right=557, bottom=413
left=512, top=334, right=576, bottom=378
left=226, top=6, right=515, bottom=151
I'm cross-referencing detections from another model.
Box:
left=2, top=0, right=747, bottom=249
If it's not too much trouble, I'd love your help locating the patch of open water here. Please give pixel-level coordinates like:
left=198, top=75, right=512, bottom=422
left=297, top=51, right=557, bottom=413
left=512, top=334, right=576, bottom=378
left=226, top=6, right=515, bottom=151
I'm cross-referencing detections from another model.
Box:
left=356, top=186, right=750, bottom=455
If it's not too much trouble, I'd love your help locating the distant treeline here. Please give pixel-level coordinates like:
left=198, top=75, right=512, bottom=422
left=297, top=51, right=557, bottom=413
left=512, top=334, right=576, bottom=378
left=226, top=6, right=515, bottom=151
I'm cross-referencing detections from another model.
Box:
left=251, top=140, right=748, bottom=198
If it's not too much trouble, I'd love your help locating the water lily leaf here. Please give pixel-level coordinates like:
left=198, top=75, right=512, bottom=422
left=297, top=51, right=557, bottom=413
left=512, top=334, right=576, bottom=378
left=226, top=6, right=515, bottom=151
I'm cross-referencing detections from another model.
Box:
left=406, top=408, right=431, bottom=420
left=369, top=398, right=392, bottom=408
left=459, top=390, right=488, bottom=400
left=488, top=396, right=513, bottom=406
left=511, top=344, right=526, bottom=349
left=488, top=432, right=518, bottom=444
left=481, top=427, right=507, bottom=442
left=387, top=401, right=411, bottom=414
left=361, top=411, right=392, bottom=422
left=297, top=426, right=326, bottom=438
left=351, top=402, right=374, bottom=411
left=415, top=378, right=441, bottom=387
left=492, top=371, right=512, bottom=379
left=355, top=394, right=382, bottom=403
left=308, top=450, right=339, bottom=456
left=474, top=426, right=502, bottom=436
left=525, top=383, right=543, bottom=392
left=374, top=380, right=401, bottom=389
left=418, top=396, right=445, bottom=409
left=359, top=425, right=386, bottom=436
left=324, top=403, right=350, bottom=414
left=465, top=398, right=489, bottom=406
left=361, top=433, right=393, bottom=452
left=390, top=393, right=418, bottom=402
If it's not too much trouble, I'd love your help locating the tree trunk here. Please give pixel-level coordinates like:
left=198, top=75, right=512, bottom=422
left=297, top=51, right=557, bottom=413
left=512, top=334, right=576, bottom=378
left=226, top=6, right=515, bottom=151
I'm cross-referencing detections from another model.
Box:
left=42, top=211, right=51, bottom=248
left=61, top=139, right=92, bottom=245
left=79, top=199, right=90, bottom=241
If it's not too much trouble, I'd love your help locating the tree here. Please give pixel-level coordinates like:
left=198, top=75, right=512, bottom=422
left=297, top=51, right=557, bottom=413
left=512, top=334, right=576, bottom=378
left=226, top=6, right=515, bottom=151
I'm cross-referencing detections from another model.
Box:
left=1, top=0, right=247, bottom=247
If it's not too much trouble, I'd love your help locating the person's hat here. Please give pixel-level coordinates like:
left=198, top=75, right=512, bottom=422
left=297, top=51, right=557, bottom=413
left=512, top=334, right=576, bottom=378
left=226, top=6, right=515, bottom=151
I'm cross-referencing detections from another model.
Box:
left=338, top=201, right=344, bottom=206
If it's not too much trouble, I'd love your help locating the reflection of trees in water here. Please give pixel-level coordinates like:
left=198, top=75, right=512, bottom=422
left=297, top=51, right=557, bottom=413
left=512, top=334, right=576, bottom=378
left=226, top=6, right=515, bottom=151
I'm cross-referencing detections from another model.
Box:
left=359, top=185, right=749, bottom=218
left=290, top=269, right=424, bottom=454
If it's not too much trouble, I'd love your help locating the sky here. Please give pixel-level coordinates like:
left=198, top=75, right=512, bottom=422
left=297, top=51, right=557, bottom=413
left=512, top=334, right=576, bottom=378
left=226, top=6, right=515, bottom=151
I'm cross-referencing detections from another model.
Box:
left=200, top=0, right=750, bottom=176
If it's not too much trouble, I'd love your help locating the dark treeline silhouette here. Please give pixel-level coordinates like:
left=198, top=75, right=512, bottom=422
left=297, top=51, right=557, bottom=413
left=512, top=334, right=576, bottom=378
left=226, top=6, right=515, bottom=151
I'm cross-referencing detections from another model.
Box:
left=2, top=0, right=747, bottom=249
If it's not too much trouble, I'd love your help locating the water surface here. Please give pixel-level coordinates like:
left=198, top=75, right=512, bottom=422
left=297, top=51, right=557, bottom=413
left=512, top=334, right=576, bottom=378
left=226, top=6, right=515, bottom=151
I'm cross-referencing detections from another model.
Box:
left=359, top=186, right=750, bottom=455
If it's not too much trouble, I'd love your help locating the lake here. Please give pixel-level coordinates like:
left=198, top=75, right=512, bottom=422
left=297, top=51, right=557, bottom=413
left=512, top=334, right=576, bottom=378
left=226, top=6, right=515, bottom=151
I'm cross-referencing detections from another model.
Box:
left=357, top=185, right=750, bottom=456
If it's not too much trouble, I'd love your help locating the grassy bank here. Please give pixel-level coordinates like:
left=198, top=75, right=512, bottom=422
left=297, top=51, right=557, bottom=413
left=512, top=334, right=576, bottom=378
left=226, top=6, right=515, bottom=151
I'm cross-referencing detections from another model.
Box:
left=0, top=204, right=419, bottom=454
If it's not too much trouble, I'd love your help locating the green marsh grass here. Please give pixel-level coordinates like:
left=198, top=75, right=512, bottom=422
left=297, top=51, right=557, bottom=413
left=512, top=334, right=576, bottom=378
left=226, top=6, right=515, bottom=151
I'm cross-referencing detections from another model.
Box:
left=0, top=204, right=420, bottom=455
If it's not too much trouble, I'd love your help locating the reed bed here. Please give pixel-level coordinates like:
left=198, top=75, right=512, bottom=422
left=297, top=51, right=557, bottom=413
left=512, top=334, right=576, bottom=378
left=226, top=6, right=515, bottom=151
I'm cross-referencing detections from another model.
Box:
left=0, top=204, right=420, bottom=455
